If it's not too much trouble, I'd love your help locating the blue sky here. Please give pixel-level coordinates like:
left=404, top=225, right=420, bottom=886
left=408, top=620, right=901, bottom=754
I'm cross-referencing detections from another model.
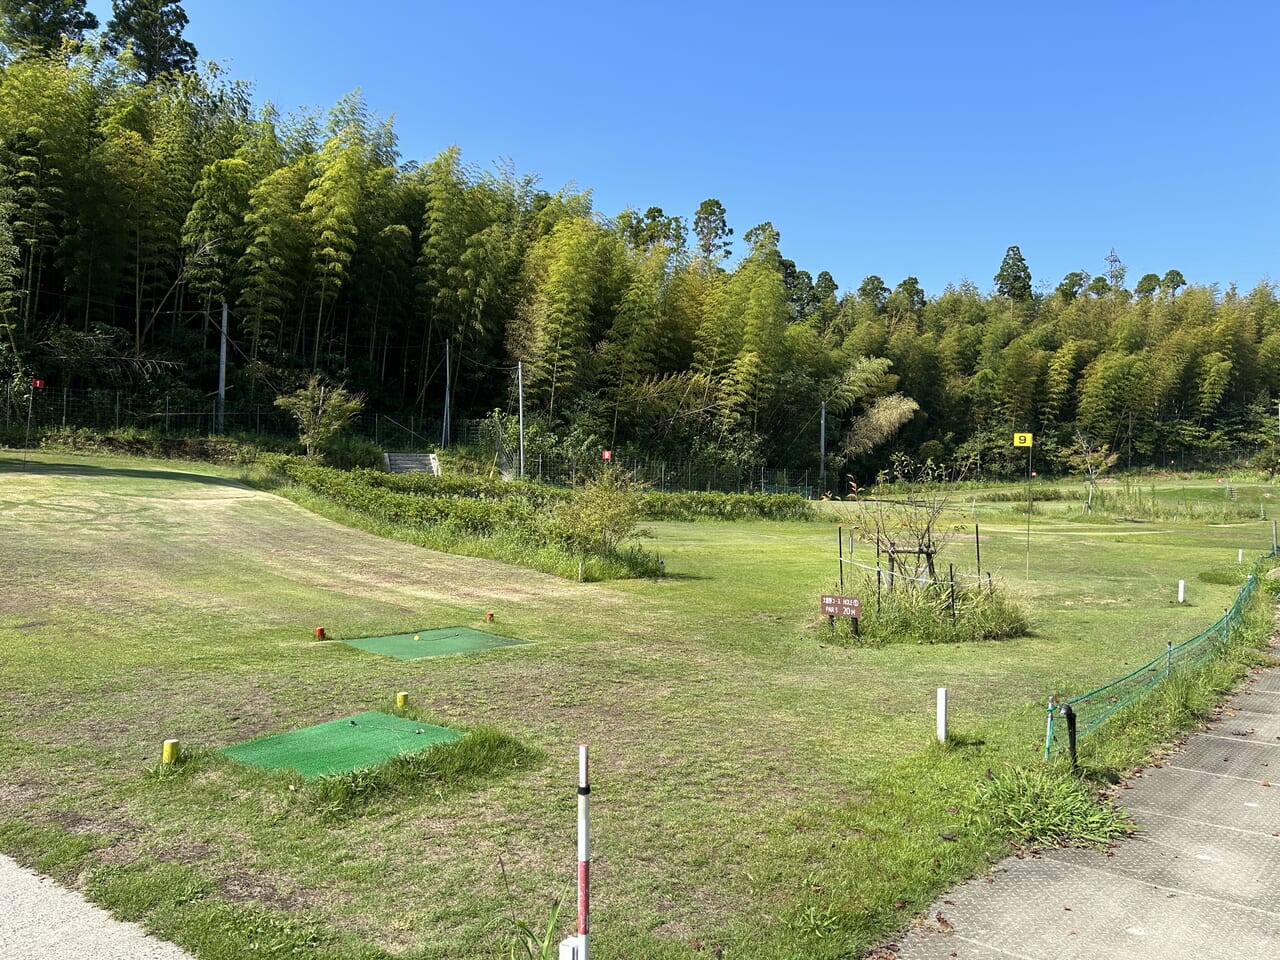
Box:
left=96, top=1, right=1278, bottom=298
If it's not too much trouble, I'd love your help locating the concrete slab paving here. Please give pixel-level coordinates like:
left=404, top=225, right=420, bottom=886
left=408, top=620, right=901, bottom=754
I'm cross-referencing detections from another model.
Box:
left=892, top=658, right=1280, bottom=960
left=1046, top=819, right=1280, bottom=911
left=1120, top=764, right=1279, bottom=834
left=0, top=854, right=194, bottom=960
left=1168, top=734, right=1280, bottom=779
left=895, top=855, right=1280, bottom=959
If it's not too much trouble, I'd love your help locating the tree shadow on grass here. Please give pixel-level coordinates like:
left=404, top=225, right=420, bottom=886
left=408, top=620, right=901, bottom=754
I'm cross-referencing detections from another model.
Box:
left=0, top=455, right=248, bottom=490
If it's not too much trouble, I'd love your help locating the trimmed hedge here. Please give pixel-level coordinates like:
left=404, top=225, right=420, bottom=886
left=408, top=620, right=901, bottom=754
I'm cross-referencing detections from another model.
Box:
left=270, top=458, right=537, bottom=536
left=355, top=468, right=565, bottom=508
left=639, top=490, right=814, bottom=521
left=259, top=456, right=816, bottom=543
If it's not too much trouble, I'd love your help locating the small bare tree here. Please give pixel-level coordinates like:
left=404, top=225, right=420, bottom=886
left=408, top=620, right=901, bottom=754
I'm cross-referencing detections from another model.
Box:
left=1064, top=432, right=1118, bottom=514
left=858, top=454, right=965, bottom=590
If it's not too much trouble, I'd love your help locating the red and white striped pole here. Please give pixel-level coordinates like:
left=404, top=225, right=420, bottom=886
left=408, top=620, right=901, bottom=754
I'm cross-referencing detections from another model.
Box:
left=577, top=743, right=591, bottom=960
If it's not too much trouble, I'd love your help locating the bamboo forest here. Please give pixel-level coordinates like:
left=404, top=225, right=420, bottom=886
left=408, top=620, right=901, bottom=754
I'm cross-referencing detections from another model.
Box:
left=3, top=2, right=1279, bottom=483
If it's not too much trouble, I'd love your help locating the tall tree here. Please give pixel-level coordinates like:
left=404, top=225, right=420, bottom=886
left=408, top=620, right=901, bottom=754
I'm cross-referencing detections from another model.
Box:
left=692, top=198, right=732, bottom=270
left=615, top=205, right=685, bottom=252
left=1104, top=247, right=1126, bottom=292
left=0, top=0, right=97, bottom=57
left=1055, top=271, right=1089, bottom=302
left=1161, top=269, right=1186, bottom=297
left=238, top=156, right=314, bottom=357
left=856, top=275, right=890, bottom=312
left=1134, top=273, right=1160, bottom=299
left=520, top=216, right=622, bottom=417
left=994, top=245, right=1032, bottom=301
left=104, top=0, right=198, bottom=80
left=0, top=180, right=19, bottom=326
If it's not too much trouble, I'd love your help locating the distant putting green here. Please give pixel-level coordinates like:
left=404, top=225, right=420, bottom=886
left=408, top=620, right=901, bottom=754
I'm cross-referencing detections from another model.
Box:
left=223, top=711, right=462, bottom=778
left=344, top=626, right=526, bottom=660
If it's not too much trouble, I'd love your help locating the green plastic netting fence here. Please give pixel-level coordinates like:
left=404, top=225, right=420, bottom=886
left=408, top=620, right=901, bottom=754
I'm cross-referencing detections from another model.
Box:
left=1044, top=553, right=1274, bottom=759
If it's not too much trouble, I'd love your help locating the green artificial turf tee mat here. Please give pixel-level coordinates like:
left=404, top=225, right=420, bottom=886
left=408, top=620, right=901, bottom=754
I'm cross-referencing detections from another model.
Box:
left=344, top=626, right=526, bottom=660
left=222, top=711, right=462, bottom=778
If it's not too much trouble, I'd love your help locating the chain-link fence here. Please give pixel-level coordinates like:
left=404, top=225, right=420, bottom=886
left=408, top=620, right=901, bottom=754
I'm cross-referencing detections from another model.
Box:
left=504, top=451, right=814, bottom=495
left=2, top=383, right=446, bottom=450
left=4, top=384, right=816, bottom=496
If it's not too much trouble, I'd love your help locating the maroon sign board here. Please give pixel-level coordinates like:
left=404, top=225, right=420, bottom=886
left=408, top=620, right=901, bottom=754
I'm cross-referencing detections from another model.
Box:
left=821, top=595, right=861, bottom=618
left=31, top=378, right=45, bottom=389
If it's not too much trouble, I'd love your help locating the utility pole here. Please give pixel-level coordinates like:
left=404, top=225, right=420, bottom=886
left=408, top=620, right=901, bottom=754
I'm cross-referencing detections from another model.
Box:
left=517, top=360, right=525, bottom=479
left=216, top=303, right=228, bottom=433
left=441, top=338, right=451, bottom=449
left=818, top=401, right=826, bottom=493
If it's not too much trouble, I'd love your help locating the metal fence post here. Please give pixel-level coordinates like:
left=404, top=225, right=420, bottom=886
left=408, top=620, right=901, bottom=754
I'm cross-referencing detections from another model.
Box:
left=1064, top=703, right=1078, bottom=769
left=1044, top=696, right=1056, bottom=760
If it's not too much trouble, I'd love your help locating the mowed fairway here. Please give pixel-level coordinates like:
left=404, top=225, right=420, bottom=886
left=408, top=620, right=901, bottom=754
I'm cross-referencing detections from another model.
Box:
left=0, top=453, right=1273, bottom=959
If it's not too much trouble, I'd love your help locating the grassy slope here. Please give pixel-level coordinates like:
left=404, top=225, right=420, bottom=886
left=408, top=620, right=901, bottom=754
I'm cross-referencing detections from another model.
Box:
left=0, top=452, right=1274, bottom=958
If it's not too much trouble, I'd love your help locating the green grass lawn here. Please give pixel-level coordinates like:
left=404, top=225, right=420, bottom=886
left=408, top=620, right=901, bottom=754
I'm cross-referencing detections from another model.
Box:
left=0, top=452, right=1275, bottom=959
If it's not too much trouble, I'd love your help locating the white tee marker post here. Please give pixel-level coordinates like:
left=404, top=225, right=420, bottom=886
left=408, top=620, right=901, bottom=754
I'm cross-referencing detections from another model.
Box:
left=561, top=744, right=591, bottom=960
left=1178, top=580, right=1186, bottom=604
left=936, top=688, right=948, bottom=744
left=578, top=743, right=591, bottom=960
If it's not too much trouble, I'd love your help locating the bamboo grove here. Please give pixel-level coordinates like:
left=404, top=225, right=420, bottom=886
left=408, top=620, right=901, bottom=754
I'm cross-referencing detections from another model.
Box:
left=2, top=21, right=1279, bottom=481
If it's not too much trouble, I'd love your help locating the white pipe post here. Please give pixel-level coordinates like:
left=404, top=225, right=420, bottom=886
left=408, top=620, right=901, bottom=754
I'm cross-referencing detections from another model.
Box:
left=518, top=360, right=525, bottom=479
left=577, top=743, right=591, bottom=960
left=818, top=400, right=826, bottom=492
left=1238, top=549, right=1244, bottom=564
left=1178, top=579, right=1186, bottom=604
left=936, top=688, right=948, bottom=744
left=216, top=303, right=228, bottom=433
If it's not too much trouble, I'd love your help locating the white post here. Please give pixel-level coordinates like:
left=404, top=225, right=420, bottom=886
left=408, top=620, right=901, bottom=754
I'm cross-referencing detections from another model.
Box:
left=441, top=338, right=451, bottom=449
left=936, top=688, right=948, bottom=744
left=217, top=302, right=228, bottom=433
left=1238, top=548, right=1244, bottom=563
left=518, top=360, right=525, bottom=479
left=577, top=743, right=590, bottom=960
left=818, top=401, right=826, bottom=492
left=1178, top=580, right=1186, bottom=604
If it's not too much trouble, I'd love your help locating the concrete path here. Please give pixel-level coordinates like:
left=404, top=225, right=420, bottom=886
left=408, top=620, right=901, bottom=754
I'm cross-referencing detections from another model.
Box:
left=890, top=661, right=1280, bottom=960
left=0, top=855, right=193, bottom=960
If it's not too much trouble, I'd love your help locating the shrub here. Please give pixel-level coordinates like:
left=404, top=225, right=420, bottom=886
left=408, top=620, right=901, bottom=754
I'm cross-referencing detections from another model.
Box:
left=551, top=469, right=646, bottom=556
left=320, top=435, right=383, bottom=470
left=825, top=571, right=1029, bottom=645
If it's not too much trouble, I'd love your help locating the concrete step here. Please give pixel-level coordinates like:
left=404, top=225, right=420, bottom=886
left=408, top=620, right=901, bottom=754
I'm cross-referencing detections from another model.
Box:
left=382, top=452, right=440, bottom=475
